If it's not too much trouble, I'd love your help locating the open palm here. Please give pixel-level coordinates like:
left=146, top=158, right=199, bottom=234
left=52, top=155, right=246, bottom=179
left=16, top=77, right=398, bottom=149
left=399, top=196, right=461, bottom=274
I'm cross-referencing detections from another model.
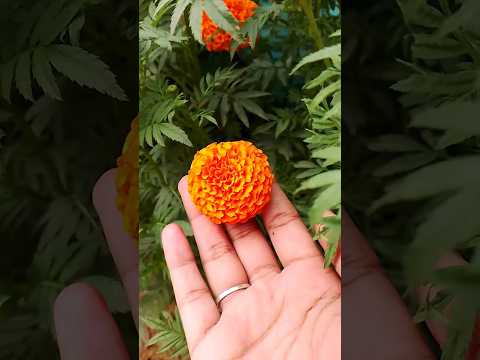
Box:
left=161, top=178, right=341, bottom=360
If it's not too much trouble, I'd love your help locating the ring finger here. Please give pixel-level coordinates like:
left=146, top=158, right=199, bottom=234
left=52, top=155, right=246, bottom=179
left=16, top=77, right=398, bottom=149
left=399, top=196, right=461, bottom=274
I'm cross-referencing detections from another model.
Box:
left=178, top=177, right=249, bottom=310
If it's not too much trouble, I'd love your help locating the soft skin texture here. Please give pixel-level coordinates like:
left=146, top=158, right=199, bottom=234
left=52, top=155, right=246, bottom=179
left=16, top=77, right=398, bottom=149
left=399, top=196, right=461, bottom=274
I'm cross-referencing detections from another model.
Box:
left=161, top=177, right=341, bottom=360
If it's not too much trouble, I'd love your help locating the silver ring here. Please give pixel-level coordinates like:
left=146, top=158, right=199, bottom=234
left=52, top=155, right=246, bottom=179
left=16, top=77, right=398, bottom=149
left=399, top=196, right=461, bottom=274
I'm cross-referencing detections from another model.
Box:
left=215, top=283, right=250, bottom=306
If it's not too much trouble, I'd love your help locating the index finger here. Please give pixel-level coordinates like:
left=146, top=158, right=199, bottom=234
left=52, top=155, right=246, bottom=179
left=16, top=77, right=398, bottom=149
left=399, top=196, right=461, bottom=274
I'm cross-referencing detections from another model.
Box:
left=93, top=169, right=138, bottom=329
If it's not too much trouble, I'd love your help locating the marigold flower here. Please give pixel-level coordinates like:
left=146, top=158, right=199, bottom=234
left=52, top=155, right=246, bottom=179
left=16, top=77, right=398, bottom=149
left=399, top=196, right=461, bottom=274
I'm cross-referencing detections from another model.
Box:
left=116, top=116, right=139, bottom=240
left=202, top=0, right=258, bottom=52
left=188, top=141, right=273, bottom=224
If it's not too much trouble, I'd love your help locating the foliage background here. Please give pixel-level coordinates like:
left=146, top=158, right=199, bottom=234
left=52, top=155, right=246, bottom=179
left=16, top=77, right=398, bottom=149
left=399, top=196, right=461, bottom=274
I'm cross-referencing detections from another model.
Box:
left=138, top=0, right=340, bottom=358
left=0, top=0, right=138, bottom=358
left=343, top=1, right=480, bottom=359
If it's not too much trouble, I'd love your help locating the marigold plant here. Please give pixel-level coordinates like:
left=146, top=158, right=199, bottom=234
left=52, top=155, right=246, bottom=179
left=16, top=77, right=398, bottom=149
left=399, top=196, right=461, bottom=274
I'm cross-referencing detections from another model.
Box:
left=202, top=0, right=257, bottom=52
left=188, top=141, right=273, bottom=224
left=116, top=116, right=139, bottom=240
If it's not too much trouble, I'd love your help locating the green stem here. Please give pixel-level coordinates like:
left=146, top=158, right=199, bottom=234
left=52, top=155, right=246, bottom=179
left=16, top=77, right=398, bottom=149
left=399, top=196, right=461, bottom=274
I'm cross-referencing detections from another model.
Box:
left=439, top=0, right=451, bottom=14
left=184, top=14, right=202, bottom=83
left=299, top=0, right=324, bottom=50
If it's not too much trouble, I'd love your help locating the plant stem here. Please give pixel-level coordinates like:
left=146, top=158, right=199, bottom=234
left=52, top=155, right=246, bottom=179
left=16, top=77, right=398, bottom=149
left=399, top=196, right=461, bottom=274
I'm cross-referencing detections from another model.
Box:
left=439, top=0, right=451, bottom=14
left=299, top=0, right=324, bottom=50
left=184, top=13, right=202, bottom=83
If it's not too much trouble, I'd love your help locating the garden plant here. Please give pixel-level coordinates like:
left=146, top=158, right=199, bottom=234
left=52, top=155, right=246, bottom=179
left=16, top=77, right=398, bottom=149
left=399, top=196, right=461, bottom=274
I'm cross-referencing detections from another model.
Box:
left=138, top=0, right=340, bottom=357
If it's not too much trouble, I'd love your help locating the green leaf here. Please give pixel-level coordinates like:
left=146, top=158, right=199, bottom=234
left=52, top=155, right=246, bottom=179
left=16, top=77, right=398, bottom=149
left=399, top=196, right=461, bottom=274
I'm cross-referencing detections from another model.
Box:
left=47, top=45, right=127, bottom=100
left=69, top=13, right=85, bottom=46
left=311, top=182, right=341, bottom=215
left=235, top=91, right=269, bottom=99
left=311, top=80, right=340, bottom=108
left=30, top=0, right=68, bottom=45
left=305, top=69, right=339, bottom=90
left=238, top=99, right=268, bottom=119
left=330, top=29, right=341, bottom=37
left=296, top=170, right=340, bottom=193
left=202, top=0, right=239, bottom=39
left=32, top=47, right=62, bottom=100
left=158, top=123, right=192, bottom=146
left=40, top=0, right=84, bottom=45
left=275, top=117, right=289, bottom=138
left=374, top=152, right=438, bottom=177
left=411, top=101, right=480, bottom=135
left=290, top=44, right=340, bottom=74
left=371, top=156, right=480, bottom=211
left=397, top=0, right=444, bottom=28
left=171, top=0, right=191, bottom=34
left=189, top=0, right=203, bottom=43
left=294, top=160, right=317, bottom=169
left=0, top=295, right=9, bottom=308
left=436, top=0, right=480, bottom=37
left=233, top=101, right=249, bottom=127
left=321, top=215, right=341, bottom=268
left=15, top=51, right=34, bottom=101
left=404, top=187, right=480, bottom=283
left=83, top=276, right=130, bottom=313
left=435, top=131, right=472, bottom=150
left=368, top=134, right=428, bottom=152
left=412, top=34, right=466, bottom=60
left=312, top=146, right=341, bottom=164
left=0, top=60, right=16, bottom=103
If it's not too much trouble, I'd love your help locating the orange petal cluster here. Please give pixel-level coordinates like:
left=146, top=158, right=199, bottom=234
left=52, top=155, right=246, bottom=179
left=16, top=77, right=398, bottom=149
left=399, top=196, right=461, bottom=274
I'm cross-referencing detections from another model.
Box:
left=188, top=141, right=273, bottom=224
left=116, top=116, right=139, bottom=240
left=202, top=0, right=258, bottom=52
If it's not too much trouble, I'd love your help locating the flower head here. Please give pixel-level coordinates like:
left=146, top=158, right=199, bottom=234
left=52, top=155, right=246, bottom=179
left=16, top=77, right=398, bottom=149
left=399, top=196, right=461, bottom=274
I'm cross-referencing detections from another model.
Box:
left=188, top=141, right=273, bottom=224
left=202, top=0, right=258, bottom=52
left=116, top=116, right=139, bottom=240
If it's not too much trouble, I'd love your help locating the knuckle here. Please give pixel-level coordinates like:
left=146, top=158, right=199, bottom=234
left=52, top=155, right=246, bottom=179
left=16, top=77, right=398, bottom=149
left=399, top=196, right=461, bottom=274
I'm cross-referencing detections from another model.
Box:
left=249, top=263, right=279, bottom=282
left=205, top=240, right=235, bottom=263
left=228, top=222, right=258, bottom=243
left=180, top=287, right=211, bottom=309
left=267, top=210, right=301, bottom=233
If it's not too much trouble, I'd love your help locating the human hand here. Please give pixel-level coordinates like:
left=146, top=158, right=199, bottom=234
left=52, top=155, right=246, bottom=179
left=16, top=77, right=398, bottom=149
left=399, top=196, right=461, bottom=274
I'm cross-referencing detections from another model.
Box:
left=343, top=211, right=480, bottom=360
left=161, top=177, right=341, bottom=360
left=54, top=169, right=138, bottom=360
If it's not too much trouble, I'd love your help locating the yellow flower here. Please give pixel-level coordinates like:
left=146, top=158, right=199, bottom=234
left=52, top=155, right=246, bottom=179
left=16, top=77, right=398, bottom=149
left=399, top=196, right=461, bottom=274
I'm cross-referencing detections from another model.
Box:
left=116, top=117, right=139, bottom=240
left=188, top=141, right=273, bottom=224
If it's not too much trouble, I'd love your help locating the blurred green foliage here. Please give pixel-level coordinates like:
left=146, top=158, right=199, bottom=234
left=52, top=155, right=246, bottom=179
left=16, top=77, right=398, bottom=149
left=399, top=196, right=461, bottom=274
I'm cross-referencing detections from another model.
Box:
left=343, top=1, right=480, bottom=359
left=0, top=0, right=138, bottom=358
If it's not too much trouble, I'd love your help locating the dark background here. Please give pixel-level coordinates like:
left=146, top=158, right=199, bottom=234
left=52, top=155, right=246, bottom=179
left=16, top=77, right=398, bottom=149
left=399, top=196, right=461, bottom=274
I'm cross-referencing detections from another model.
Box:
left=0, top=0, right=138, bottom=358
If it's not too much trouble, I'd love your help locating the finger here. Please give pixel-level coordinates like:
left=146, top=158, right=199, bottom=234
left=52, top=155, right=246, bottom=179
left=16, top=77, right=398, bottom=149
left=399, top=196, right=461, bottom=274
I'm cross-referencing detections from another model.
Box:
left=93, top=169, right=138, bottom=328
left=342, top=210, right=435, bottom=359
left=316, top=211, right=341, bottom=276
left=225, top=219, right=281, bottom=282
left=54, top=283, right=130, bottom=360
left=178, top=177, right=249, bottom=309
left=260, top=182, right=323, bottom=268
left=162, top=223, right=219, bottom=352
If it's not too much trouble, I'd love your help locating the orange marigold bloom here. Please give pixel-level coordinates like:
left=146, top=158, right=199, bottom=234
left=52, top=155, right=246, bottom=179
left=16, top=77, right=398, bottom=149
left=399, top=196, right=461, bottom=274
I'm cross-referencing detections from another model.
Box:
left=116, top=116, right=139, bottom=240
left=202, top=0, right=258, bottom=52
left=188, top=141, right=273, bottom=224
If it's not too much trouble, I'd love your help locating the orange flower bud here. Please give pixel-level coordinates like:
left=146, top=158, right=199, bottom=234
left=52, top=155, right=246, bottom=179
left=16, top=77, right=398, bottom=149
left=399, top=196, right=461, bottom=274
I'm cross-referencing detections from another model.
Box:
left=202, top=0, right=258, bottom=52
left=116, top=116, right=139, bottom=240
left=188, top=141, right=273, bottom=224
